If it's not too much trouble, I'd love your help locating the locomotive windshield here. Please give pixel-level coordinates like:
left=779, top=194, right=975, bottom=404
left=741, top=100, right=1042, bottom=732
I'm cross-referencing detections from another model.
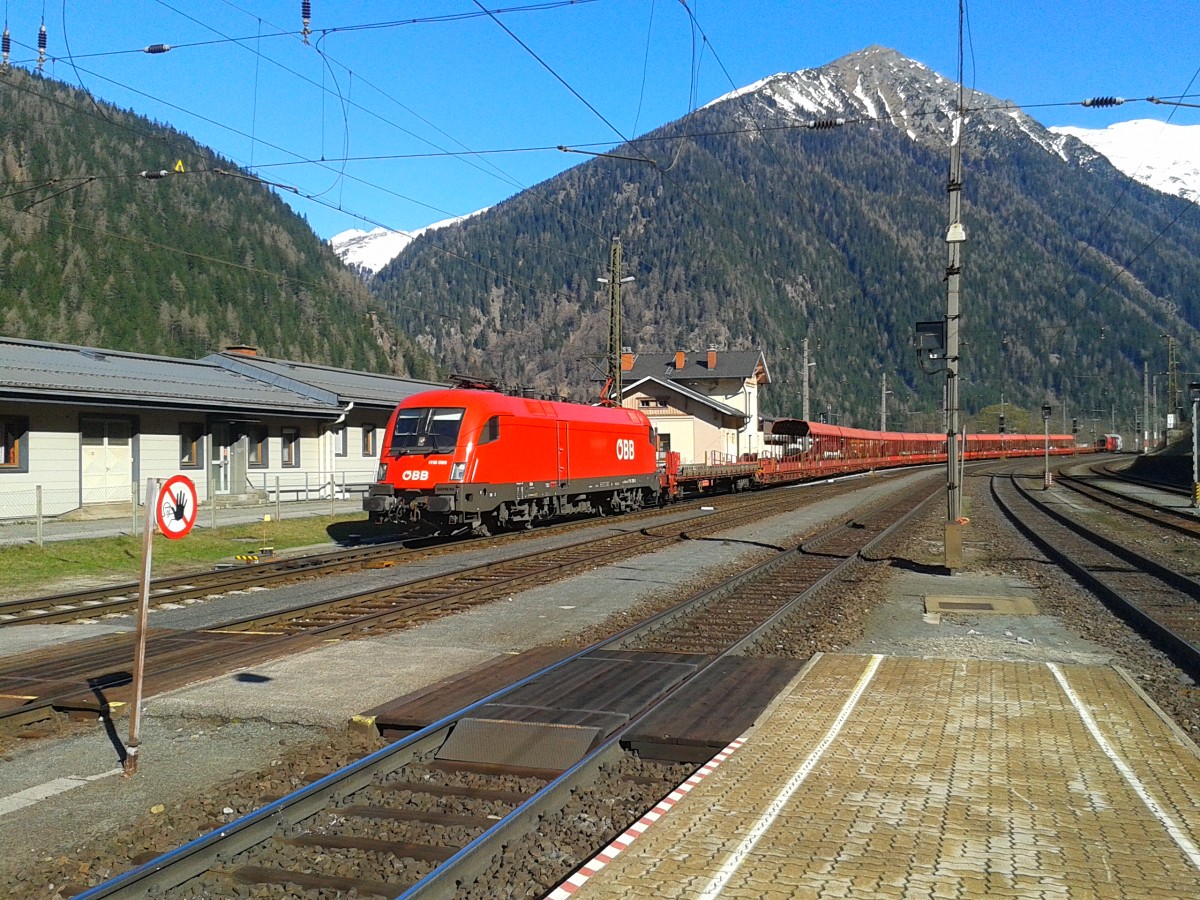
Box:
left=387, top=407, right=465, bottom=455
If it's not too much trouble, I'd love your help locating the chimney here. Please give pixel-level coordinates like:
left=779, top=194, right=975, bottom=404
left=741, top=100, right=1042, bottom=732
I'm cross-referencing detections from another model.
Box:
left=674, top=350, right=686, bottom=370
left=621, top=351, right=634, bottom=372
left=225, top=344, right=258, bottom=356
left=707, top=348, right=717, bottom=369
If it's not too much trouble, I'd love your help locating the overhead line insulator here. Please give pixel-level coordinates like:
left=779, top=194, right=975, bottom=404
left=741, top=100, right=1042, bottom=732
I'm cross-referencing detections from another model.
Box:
left=1082, top=96, right=1125, bottom=107
left=302, top=0, right=312, bottom=44
left=143, top=44, right=172, bottom=55
left=37, top=22, right=46, bottom=70
left=806, top=118, right=846, bottom=130
left=2, top=28, right=10, bottom=68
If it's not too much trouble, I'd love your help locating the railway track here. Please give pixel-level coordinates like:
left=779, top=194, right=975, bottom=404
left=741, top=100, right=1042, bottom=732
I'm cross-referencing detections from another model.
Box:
left=0, top=538, right=422, bottom=626
left=3, top=477, right=866, bottom=627
left=0, top=476, right=887, bottom=729
left=992, top=473, right=1200, bottom=680
left=71, top=474, right=940, bottom=899
left=1052, top=466, right=1200, bottom=540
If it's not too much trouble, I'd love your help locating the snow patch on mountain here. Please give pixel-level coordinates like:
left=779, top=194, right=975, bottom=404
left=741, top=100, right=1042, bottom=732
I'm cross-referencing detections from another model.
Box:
left=1049, top=119, right=1200, bottom=201
left=330, top=209, right=486, bottom=277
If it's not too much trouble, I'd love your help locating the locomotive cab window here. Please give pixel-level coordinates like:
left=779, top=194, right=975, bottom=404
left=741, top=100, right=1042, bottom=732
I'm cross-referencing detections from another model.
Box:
left=388, top=407, right=465, bottom=455
left=477, top=415, right=501, bottom=445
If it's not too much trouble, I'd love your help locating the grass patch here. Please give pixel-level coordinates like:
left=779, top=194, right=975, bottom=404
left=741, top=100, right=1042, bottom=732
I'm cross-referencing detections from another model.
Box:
left=5, top=514, right=404, bottom=598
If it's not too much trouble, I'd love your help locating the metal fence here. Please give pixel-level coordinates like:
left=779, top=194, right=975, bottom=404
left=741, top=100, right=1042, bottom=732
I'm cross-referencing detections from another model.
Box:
left=0, top=472, right=375, bottom=547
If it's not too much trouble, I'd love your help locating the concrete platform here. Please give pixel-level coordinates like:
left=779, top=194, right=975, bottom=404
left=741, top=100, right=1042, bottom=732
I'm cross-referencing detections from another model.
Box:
left=559, top=654, right=1200, bottom=898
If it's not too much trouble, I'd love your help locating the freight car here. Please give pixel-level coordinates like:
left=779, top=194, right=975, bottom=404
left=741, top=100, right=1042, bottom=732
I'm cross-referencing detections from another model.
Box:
left=364, top=387, right=661, bottom=536
left=365, top=388, right=1080, bottom=536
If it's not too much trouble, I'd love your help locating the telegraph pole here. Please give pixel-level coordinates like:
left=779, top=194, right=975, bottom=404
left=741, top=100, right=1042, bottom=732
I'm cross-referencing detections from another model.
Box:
left=1143, top=360, right=1150, bottom=453
left=598, top=236, right=633, bottom=406
left=802, top=338, right=812, bottom=420
left=880, top=373, right=892, bottom=431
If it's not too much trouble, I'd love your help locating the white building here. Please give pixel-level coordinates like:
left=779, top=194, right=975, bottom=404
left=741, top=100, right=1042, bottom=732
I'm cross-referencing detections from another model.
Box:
left=0, top=337, right=442, bottom=521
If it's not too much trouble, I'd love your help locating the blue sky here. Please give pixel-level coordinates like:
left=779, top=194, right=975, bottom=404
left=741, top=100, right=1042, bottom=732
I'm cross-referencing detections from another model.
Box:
left=3, top=1, right=1197, bottom=240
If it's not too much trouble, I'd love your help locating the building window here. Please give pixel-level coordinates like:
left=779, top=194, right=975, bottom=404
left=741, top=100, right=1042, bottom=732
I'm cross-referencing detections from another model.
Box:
left=362, top=425, right=377, bottom=457
left=1, top=417, right=29, bottom=472
left=282, top=428, right=300, bottom=467
left=334, top=426, right=347, bottom=457
left=248, top=425, right=268, bottom=468
left=658, top=433, right=672, bottom=453
left=638, top=397, right=668, bottom=409
left=180, top=423, right=204, bottom=468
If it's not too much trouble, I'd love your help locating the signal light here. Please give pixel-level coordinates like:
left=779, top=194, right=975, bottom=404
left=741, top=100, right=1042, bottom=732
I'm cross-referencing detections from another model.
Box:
left=998, top=415, right=1006, bottom=433
left=1072, top=418, right=1079, bottom=433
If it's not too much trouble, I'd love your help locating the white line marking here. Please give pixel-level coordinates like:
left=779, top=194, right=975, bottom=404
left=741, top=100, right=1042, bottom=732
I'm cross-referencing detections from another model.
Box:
left=698, top=654, right=883, bottom=899
left=545, top=737, right=747, bottom=899
left=1048, top=662, right=1200, bottom=870
left=0, top=768, right=124, bottom=817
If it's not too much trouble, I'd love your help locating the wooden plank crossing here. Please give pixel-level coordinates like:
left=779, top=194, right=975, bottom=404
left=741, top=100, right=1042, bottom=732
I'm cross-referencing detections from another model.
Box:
left=623, top=656, right=806, bottom=761
left=365, top=648, right=712, bottom=754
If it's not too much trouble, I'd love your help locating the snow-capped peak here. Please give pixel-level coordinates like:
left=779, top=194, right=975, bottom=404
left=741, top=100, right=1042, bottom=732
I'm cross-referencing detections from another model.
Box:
left=1048, top=119, right=1200, bottom=201
left=330, top=209, right=486, bottom=278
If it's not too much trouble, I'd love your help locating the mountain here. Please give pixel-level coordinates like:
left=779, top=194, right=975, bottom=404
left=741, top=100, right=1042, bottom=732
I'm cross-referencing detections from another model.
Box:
left=1048, top=120, right=1200, bottom=202
left=331, top=210, right=485, bottom=279
left=370, top=46, right=1200, bottom=429
left=0, top=67, right=437, bottom=379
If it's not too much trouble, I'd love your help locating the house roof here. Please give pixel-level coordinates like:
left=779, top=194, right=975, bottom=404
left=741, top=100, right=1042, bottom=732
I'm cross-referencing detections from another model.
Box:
left=623, top=349, right=770, bottom=383
left=623, top=376, right=747, bottom=423
left=0, top=336, right=440, bottom=417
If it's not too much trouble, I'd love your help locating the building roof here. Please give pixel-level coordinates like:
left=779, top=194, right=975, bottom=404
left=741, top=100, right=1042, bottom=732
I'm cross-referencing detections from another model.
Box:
left=207, top=351, right=443, bottom=409
left=623, top=349, right=770, bottom=383
left=623, top=376, right=747, bottom=424
left=0, top=336, right=441, bottom=417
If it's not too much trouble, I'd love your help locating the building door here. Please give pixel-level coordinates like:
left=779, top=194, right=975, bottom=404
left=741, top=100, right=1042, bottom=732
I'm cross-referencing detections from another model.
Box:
left=210, top=423, right=247, bottom=495
left=81, top=418, right=133, bottom=504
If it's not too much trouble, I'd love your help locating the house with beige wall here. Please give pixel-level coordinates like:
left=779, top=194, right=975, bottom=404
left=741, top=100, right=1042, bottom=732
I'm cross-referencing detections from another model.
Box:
left=619, top=349, right=771, bottom=464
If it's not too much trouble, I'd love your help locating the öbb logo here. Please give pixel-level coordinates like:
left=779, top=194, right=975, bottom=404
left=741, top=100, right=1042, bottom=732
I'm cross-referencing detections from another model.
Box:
left=401, top=470, right=431, bottom=482
left=615, top=439, right=636, bottom=460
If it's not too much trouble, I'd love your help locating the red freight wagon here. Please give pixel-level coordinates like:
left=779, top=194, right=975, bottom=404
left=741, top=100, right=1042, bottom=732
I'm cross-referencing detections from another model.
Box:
left=365, top=388, right=659, bottom=536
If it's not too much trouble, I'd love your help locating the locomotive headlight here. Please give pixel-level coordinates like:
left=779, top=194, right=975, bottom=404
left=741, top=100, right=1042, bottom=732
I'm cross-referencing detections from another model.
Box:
left=450, top=462, right=466, bottom=482
left=376, top=463, right=386, bottom=482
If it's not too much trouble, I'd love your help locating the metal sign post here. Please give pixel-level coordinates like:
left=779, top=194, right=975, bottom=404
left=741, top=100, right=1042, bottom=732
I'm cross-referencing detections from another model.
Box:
left=125, top=478, right=157, bottom=777
left=125, top=474, right=197, bottom=777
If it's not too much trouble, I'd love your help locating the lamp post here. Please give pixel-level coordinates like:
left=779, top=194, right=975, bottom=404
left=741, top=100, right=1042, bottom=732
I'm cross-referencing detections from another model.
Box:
left=1042, top=403, right=1053, bottom=490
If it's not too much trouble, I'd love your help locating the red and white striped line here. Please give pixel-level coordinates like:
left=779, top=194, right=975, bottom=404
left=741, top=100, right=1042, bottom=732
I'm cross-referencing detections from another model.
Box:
left=547, top=735, right=747, bottom=898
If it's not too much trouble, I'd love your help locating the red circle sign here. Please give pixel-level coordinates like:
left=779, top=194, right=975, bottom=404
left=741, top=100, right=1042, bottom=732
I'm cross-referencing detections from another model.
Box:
left=156, top=474, right=198, bottom=539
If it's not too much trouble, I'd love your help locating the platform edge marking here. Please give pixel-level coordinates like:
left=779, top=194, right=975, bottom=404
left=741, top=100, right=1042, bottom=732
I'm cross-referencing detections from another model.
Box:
left=698, top=653, right=883, bottom=899
left=1048, top=662, right=1200, bottom=870
left=544, top=736, right=748, bottom=900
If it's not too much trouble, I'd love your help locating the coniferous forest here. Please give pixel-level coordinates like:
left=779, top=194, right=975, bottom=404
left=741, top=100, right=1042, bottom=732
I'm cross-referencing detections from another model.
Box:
left=0, top=67, right=437, bottom=379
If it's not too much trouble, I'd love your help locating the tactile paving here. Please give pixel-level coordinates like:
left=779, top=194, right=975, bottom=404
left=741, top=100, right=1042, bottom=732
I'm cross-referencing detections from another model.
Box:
left=562, top=654, right=1200, bottom=898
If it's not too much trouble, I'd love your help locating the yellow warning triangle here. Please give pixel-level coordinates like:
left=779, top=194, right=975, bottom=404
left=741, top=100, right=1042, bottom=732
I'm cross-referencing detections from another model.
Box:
left=174, top=159, right=185, bottom=173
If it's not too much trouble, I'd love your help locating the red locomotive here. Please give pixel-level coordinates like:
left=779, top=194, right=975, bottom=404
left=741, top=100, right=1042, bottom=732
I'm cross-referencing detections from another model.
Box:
left=364, top=387, right=661, bottom=536
left=366, top=387, right=1081, bottom=536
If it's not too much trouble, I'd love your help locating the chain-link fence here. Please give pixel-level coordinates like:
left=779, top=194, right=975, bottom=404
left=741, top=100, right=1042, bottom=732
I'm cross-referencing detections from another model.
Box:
left=0, top=471, right=376, bottom=546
